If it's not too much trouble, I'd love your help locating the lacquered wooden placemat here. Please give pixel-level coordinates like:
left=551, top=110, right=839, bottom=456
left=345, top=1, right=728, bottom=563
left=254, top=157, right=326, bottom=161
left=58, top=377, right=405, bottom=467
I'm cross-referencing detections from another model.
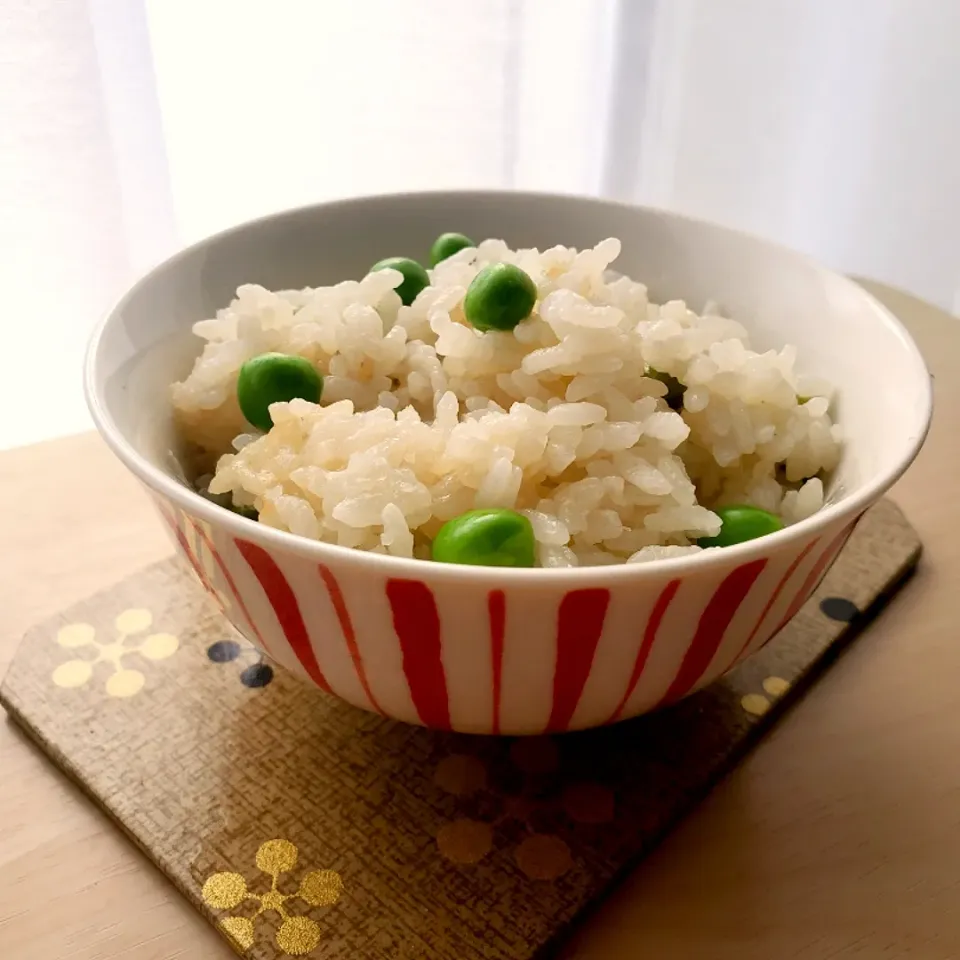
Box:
left=0, top=498, right=919, bottom=959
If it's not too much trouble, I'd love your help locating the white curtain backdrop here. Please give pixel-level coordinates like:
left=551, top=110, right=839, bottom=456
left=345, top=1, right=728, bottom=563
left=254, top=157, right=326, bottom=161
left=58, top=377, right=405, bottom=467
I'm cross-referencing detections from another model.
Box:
left=3, top=0, right=959, bottom=449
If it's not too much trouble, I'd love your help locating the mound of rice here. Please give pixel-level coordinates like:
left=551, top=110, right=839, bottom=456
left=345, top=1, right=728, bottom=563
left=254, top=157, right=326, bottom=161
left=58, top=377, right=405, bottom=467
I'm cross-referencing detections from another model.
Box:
left=171, top=238, right=841, bottom=567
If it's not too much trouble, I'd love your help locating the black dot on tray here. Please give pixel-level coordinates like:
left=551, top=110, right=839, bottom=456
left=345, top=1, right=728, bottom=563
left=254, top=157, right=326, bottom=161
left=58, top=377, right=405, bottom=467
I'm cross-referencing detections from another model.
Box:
left=208, top=639, right=242, bottom=663
left=820, top=597, right=860, bottom=622
left=240, top=662, right=274, bottom=688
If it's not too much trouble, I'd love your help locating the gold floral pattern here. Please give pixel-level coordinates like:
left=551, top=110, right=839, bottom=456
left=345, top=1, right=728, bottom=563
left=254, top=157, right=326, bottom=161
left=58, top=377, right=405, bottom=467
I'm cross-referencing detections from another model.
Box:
left=51, top=609, right=178, bottom=697
left=433, top=738, right=615, bottom=881
left=201, top=839, right=342, bottom=956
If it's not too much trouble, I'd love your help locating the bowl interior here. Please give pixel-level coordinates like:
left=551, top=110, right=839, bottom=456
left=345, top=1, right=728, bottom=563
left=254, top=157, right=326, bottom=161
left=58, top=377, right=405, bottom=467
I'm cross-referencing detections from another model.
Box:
left=90, top=191, right=931, bottom=515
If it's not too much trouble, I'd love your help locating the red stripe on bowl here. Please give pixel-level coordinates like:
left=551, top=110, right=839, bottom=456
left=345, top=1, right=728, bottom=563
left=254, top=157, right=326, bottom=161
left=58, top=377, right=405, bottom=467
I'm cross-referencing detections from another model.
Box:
left=658, top=558, right=768, bottom=706
left=770, top=522, right=856, bottom=637
left=155, top=502, right=214, bottom=597
left=235, top=539, right=331, bottom=693
left=608, top=577, right=682, bottom=723
left=386, top=579, right=451, bottom=730
left=546, top=588, right=611, bottom=733
left=319, top=564, right=382, bottom=714
left=730, top=537, right=821, bottom=665
left=189, top=518, right=273, bottom=657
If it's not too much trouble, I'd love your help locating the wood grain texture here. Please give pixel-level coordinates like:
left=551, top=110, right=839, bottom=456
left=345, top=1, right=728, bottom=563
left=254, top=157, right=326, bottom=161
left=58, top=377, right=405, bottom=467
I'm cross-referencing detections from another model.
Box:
left=0, top=279, right=956, bottom=959
left=0, top=500, right=919, bottom=959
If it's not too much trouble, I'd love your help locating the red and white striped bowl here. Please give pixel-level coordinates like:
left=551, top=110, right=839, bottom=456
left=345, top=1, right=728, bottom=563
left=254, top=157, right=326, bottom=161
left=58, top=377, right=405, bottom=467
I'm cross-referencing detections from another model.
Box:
left=85, top=192, right=932, bottom=734
left=153, top=494, right=858, bottom=732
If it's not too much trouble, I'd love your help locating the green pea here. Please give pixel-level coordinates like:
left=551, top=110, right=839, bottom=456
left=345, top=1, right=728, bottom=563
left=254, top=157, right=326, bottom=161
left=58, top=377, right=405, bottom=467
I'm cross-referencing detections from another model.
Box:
left=237, top=353, right=323, bottom=432
left=371, top=256, right=430, bottom=306
left=463, top=263, right=537, bottom=332
left=432, top=508, right=536, bottom=567
left=648, top=367, right=685, bottom=411
left=697, top=505, right=785, bottom=548
left=430, top=232, right=475, bottom=266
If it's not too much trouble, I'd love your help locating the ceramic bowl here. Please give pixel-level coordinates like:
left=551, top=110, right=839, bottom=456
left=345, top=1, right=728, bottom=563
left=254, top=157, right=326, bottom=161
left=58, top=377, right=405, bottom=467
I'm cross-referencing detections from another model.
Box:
left=85, top=191, right=931, bottom=734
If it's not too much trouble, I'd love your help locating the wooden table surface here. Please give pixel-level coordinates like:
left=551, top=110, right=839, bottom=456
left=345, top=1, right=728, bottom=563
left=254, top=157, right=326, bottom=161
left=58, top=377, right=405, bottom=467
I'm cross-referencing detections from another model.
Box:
left=1, top=280, right=957, bottom=959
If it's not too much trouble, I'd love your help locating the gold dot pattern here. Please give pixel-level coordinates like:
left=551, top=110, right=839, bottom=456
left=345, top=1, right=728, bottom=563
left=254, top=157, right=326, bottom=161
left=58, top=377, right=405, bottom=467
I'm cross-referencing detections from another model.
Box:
left=763, top=676, right=790, bottom=697
left=259, top=890, right=286, bottom=913
left=741, top=676, right=792, bottom=716
left=434, top=741, right=614, bottom=880
left=105, top=669, right=145, bottom=699
left=219, top=916, right=255, bottom=951
left=51, top=660, right=92, bottom=689
left=434, top=754, right=486, bottom=796
left=740, top=693, right=771, bottom=716
left=515, top=835, right=573, bottom=881
left=299, top=870, right=344, bottom=907
left=276, top=915, right=322, bottom=955
left=56, top=623, right=96, bottom=648
left=256, top=838, right=298, bottom=874
left=202, top=871, right=247, bottom=909
left=50, top=608, right=178, bottom=698
left=141, top=633, right=179, bottom=660
left=114, top=608, right=152, bottom=634
left=437, top=819, right=494, bottom=864
left=201, top=839, right=343, bottom=957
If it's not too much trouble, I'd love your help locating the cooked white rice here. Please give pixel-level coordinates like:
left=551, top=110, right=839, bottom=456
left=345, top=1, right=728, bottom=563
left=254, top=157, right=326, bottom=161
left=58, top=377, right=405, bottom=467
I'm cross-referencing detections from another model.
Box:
left=171, top=238, right=841, bottom=567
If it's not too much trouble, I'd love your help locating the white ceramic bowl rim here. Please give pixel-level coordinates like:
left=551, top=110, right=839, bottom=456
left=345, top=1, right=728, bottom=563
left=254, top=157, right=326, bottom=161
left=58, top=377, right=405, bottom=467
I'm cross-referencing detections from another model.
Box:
left=84, top=190, right=933, bottom=587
